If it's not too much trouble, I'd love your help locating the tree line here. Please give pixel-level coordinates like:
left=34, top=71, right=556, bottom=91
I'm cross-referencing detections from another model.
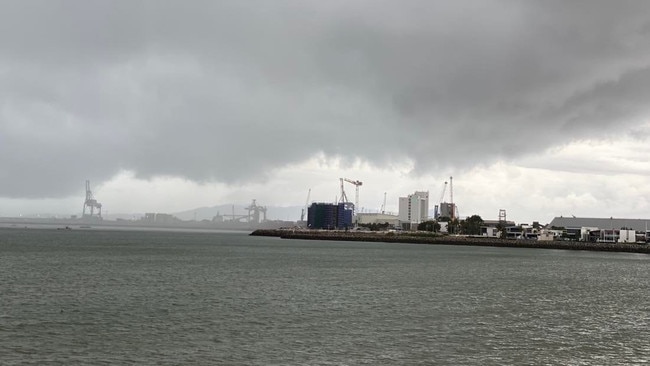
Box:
left=417, top=214, right=484, bottom=235
left=359, top=215, right=498, bottom=236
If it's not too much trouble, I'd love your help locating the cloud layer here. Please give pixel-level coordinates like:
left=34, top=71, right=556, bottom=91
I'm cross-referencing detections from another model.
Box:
left=2, top=1, right=650, bottom=199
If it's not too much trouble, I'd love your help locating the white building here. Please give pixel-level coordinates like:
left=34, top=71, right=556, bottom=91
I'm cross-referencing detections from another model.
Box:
left=482, top=226, right=499, bottom=238
left=356, top=213, right=400, bottom=227
left=619, top=229, right=636, bottom=243
left=398, top=191, right=429, bottom=227
left=537, top=230, right=554, bottom=241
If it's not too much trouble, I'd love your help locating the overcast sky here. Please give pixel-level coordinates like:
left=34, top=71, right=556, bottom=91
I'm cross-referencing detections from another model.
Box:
left=2, top=0, right=650, bottom=223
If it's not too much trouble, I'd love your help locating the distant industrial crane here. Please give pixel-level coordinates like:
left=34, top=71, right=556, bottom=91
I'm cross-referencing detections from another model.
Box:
left=450, top=176, right=455, bottom=220
left=220, top=205, right=250, bottom=223
left=434, top=180, right=448, bottom=219
left=300, top=188, right=311, bottom=222
left=82, top=180, right=102, bottom=219
left=438, top=181, right=448, bottom=204
left=338, top=178, right=349, bottom=204
left=341, top=178, right=362, bottom=212
left=245, top=199, right=267, bottom=224
left=434, top=177, right=457, bottom=220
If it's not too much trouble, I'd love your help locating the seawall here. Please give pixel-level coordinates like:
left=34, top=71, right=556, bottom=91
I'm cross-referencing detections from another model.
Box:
left=250, top=229, right=650, bottom=254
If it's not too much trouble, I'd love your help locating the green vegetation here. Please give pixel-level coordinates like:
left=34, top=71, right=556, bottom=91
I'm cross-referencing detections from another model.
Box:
left=460, top=215, right=483, bottom=235
left=417, top=220, right=441, bottom=232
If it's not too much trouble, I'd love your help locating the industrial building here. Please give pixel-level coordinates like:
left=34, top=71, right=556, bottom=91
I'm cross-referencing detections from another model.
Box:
left=433, top=177, right=458, bottom=220
left=437, top=202, right=457, bottom=219
left=307, top=202, right=354, bottom=230
left=549, top=216, right=650, bottom=242
left=356, top=212, right=400, bottom=227
left=142, top=213, right=181, bottom=225
left=398, top=191, right=429, bottom=229
left=549, top=216, right=650, bottom=232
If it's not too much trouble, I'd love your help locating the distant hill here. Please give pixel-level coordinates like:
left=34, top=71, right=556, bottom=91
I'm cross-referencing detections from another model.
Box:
left=172, top=204, right=303, bottom=222
left=2, top=204, right=303, bottom=223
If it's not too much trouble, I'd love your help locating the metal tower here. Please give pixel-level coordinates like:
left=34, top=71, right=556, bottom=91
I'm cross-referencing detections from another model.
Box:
left=82, top=180, right=103, bottom=219
left=499, top=209, right=507, bottom=223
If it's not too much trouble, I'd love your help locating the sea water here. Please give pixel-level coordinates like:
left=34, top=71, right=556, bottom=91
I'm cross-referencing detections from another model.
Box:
left=1, top=228, right=648, bottom=365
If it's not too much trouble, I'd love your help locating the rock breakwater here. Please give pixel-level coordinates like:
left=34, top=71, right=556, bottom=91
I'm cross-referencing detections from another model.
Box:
left=251, top=229, right=650, bottom=254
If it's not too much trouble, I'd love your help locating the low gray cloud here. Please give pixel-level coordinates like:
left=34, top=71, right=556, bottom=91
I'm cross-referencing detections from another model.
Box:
left=2, top=0, right=650, bottom=198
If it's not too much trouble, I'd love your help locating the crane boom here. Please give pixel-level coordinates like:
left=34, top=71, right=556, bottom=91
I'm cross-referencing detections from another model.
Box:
left=438, top=181, right=448, bottom=203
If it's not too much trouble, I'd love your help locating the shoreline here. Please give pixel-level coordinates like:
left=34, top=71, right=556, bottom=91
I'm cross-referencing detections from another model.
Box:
left=251, top=229, right=650, bottom=254
left=0, top=217, right=272, bottom=232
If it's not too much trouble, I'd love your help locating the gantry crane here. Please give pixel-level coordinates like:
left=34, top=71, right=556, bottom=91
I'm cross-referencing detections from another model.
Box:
left=245, top=199, right=267, bottom=224
left=82, top=180, right=103, bottom=219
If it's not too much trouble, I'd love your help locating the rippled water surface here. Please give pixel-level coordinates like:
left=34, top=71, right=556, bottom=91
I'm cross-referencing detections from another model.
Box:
left=1, top=228, right=649, bottom=365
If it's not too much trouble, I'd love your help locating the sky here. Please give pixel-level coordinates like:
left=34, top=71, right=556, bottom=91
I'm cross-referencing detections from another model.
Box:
left=2, top=0, right=650, bottom=224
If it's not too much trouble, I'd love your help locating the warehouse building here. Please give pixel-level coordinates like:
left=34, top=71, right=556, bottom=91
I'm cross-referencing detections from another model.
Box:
left=549, top=216, right=650, bottom=242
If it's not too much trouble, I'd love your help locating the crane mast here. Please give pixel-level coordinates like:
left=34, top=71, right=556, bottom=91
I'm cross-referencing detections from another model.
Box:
left=339, top=178, right=349, bottom=204
left=342, top=178, right=362, bottom=213
left=449, top=176, right=454, bottom=220
left=435, top=181, right=448, bottom=219
left=300, top=188, right=311, bottom=222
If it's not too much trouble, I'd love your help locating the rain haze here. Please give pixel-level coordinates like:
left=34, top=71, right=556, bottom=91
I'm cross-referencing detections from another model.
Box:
left=2, top=0, right=650, bottom=224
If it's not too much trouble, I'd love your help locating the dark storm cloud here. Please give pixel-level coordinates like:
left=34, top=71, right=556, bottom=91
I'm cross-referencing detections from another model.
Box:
left=2, top=0, right=650, bottom=197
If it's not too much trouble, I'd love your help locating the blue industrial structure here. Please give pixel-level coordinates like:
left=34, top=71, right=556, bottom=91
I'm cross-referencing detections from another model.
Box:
left=307, top=202, right=354, bottom=230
